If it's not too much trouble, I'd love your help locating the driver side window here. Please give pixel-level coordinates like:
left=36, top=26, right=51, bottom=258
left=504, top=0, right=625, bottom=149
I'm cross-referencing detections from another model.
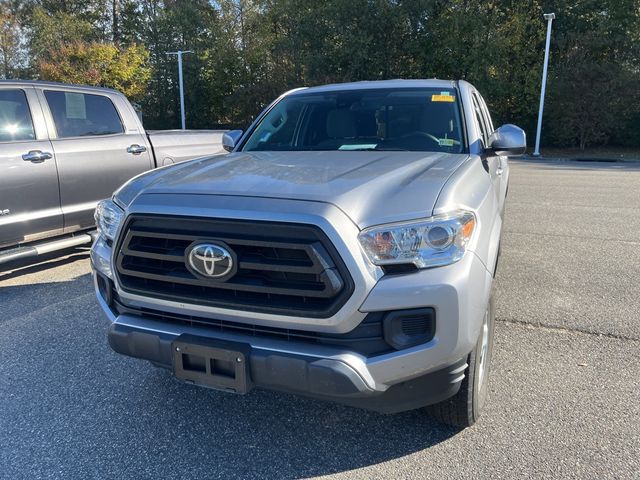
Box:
left=471, top=93, right=490, bottom=147
left=477, top=94, right=494, bottom=133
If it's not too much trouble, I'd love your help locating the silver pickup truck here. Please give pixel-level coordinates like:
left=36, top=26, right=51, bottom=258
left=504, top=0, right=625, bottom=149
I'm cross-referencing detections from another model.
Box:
left=0, top=80, right=224, bottom=265
left=92, top=79, right=525, bottom=427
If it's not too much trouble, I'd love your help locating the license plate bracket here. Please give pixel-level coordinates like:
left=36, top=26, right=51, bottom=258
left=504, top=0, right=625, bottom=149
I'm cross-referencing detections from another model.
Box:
left=172, top=334, right=252, bottom=394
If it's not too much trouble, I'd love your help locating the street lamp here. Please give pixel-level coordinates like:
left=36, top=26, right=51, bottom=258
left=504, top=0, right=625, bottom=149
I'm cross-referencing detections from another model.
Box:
left=533, top=13, right=555, bottom=156
left=166, top=50, right=193, bottom=130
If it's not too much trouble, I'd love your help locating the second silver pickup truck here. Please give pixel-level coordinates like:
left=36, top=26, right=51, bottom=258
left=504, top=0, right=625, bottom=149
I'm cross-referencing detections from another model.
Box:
left=0, top=80, right=224, bottom=265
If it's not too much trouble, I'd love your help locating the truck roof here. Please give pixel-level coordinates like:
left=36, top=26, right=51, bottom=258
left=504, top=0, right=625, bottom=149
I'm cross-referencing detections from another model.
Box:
left=292, top=79, right=462, bottom=95
left=0, top=79, right=120, bottom=94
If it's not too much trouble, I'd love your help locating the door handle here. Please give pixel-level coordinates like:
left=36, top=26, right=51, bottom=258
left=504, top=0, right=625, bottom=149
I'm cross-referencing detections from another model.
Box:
left=22, top=150, right=53, bottom=162
left=127, top=144, right=147, bottom=155
left=496, top=167, right=504, bottom=176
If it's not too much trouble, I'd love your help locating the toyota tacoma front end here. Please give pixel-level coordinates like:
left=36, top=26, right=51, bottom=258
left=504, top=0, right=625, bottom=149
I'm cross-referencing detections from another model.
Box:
left=92, top=79, right=525, bottom=427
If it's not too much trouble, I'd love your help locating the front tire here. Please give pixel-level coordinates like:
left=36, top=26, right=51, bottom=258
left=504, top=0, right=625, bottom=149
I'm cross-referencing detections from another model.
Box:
left=426, top=295, right=495, bottom=428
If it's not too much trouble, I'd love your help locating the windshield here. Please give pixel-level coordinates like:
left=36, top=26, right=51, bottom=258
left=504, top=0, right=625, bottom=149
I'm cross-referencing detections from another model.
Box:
left=241, top=88, right=465, bottom=153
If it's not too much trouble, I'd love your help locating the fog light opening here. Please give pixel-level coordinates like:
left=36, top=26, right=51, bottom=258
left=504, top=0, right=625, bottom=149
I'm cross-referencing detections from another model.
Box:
left=383, top=308, right=436, bottom=350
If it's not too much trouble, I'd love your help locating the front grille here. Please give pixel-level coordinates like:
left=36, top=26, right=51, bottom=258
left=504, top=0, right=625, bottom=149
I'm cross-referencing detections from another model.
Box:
left=113, top=298, right=393, bottom=356
left=115, top=215, right=354, bottom=318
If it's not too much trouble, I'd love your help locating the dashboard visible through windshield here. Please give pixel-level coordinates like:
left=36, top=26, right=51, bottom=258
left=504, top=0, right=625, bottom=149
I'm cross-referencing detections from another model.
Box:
left=241, top=88, right=465, bottom=153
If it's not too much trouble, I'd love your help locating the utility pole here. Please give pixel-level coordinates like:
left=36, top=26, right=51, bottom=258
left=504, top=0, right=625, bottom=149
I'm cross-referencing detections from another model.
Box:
left=166, top=50, right=193, bottom=130
left=112, top=0, right=119, bottom=43
left=533, top=13, right=555, bottom=156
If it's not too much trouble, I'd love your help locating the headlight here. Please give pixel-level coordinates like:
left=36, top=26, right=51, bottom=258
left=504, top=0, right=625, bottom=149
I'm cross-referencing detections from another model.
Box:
left=95, top=199, right=124, bottom=241
left=358, top=210, right=476, bottom=269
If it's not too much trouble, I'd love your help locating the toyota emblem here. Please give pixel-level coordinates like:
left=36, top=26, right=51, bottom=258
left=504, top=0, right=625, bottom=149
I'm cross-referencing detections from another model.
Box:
left=186, top=242, right=235, bottom=280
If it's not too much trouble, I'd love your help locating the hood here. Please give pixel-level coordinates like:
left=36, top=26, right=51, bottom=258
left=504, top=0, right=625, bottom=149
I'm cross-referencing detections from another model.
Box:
left=120, top=151, right=469, bottom=228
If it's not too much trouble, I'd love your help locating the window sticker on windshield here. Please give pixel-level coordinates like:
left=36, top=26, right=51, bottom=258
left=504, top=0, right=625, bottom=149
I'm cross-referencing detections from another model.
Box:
left=438, top=138, right=455, bottom=147
left=65, top=93, right=86, bottom=119
left=432, top=93, right=455, bottom=103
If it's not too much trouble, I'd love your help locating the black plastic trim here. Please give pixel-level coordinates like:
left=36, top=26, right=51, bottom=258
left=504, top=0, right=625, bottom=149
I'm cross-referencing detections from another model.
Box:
left=383, top=308, right=436, bottom=349
left=113, top=298, right=395, bottom=357
left=382, top=263, right=418, bottom=275
left=107, top=323, right=466, bottom=413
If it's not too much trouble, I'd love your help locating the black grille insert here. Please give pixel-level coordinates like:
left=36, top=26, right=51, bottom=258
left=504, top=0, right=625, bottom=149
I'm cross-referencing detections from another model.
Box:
left=115, top=215, right=354, bottom=318
left=113, top=298, right=393, bottom=356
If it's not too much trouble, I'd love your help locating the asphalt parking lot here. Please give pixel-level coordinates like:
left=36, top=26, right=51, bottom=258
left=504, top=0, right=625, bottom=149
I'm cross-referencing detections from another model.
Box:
left=1, top=159, right=639, bottom=479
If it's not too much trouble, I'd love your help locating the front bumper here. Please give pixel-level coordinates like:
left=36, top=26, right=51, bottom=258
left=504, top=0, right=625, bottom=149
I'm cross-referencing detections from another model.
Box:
left=107, top=320, right=467, bottom=413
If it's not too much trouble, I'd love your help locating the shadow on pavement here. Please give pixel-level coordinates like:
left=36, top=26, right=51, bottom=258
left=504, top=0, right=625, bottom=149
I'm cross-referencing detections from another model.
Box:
left=0, top=247, right=90, bottom=281
left=132, top=367, right=461, bottom=478
left=514, top=157, right=640, bottom=171
left=0, top=272, right=93, bottom=322
left=1, top=267, right=460, bottom=478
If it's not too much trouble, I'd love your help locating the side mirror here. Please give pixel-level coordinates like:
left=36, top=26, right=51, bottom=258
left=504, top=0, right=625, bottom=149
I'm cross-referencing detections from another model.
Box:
left=488, top=124, right=526, bottom=156
left=222, top=129, right=243, bottom=152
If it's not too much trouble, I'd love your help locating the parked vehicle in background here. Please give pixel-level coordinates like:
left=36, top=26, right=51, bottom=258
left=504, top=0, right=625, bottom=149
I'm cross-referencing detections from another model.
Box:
left=92, top=79, right=526, bottom=427
left=0, top=80, right=225, bottom=266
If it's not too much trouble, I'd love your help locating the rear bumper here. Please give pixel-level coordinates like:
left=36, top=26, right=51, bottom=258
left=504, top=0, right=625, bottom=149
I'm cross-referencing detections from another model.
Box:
left=108, top=321, right=467, bottom=413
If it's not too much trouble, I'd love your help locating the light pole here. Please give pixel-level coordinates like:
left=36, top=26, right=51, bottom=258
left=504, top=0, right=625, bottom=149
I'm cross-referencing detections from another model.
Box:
left=166, top=50, right=193, bottom=130
left=533, top=13, right=555, bottom=156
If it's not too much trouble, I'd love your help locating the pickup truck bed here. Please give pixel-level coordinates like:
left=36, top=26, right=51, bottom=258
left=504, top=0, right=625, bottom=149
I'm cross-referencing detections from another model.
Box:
left=0, top=80, right=225, bottom=264
left=146, top=130, right=226, bottom=166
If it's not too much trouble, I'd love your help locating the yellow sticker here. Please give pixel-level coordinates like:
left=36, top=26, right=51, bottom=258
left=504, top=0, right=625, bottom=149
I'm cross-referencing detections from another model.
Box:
left=438, top=138, right=455, bottom=147
left=432, top=94, right=455, bottom=102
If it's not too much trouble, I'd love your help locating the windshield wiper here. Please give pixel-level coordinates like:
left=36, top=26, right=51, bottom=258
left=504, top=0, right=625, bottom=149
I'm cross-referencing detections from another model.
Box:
left=347, top=146, right=410, bottom=152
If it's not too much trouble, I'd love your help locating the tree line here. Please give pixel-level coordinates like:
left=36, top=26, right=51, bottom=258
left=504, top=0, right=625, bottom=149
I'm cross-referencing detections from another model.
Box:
left=1, top=0, right=638, bottom=150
